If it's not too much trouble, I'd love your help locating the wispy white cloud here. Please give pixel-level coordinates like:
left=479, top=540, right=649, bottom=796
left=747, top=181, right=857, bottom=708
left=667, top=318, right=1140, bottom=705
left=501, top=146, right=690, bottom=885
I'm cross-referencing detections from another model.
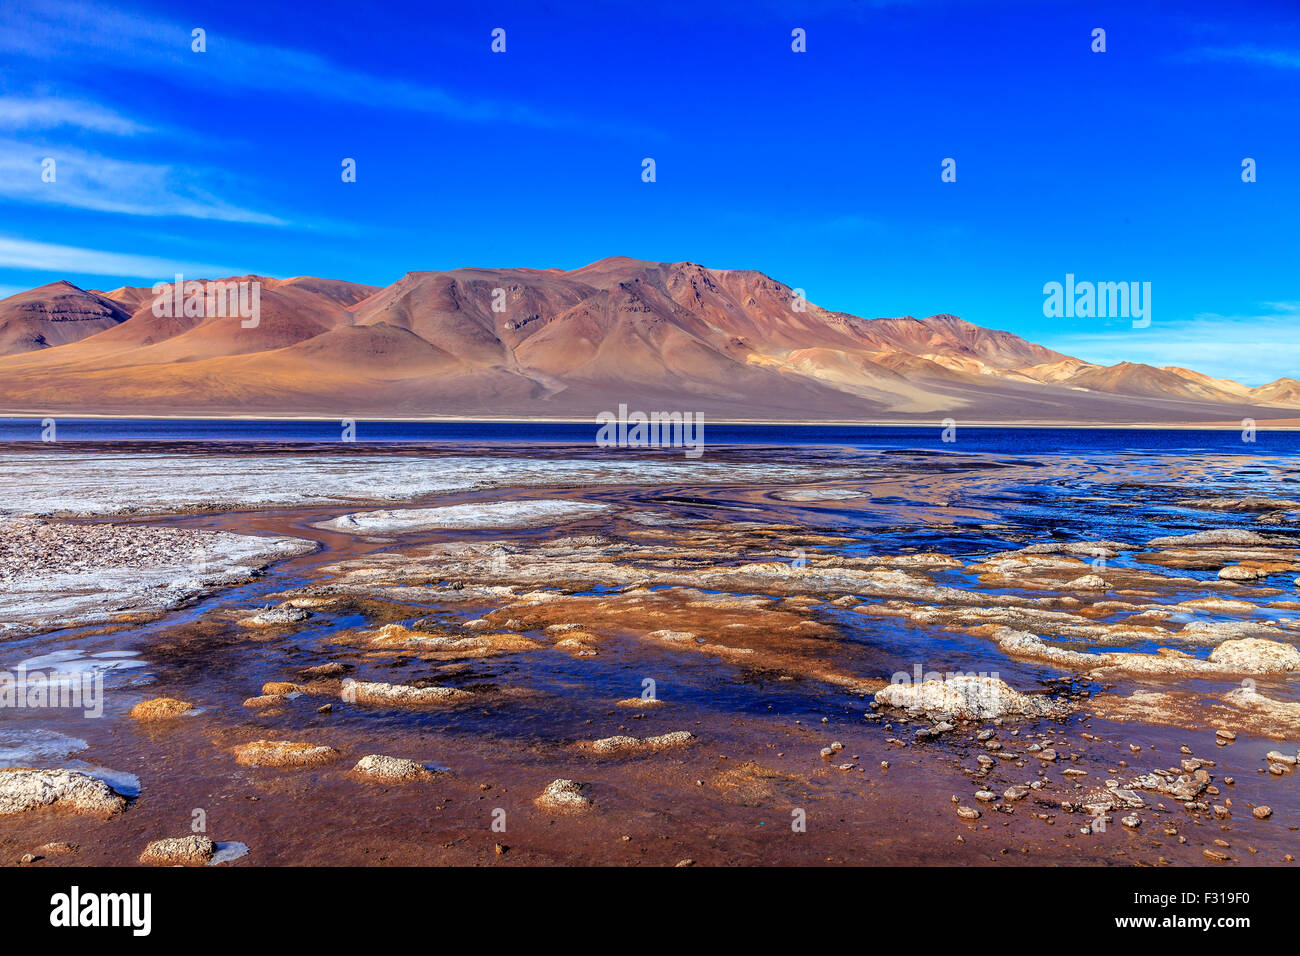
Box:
left=0, top=235, right=246, bottom=280
left=1044, top=304, right=1300, bottom=387
left=0, top=96, right=149, bottom=134
left=0, top=137, right=285, bottom=224
left=0, top=2, right=577, bottom=130
left=1184, top=45, right=1300, bottom=70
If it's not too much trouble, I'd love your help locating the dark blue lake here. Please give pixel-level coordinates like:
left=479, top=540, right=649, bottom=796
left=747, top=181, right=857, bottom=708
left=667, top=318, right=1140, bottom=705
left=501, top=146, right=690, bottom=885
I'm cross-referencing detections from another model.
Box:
left=1, top=418, right=1297, bottom=457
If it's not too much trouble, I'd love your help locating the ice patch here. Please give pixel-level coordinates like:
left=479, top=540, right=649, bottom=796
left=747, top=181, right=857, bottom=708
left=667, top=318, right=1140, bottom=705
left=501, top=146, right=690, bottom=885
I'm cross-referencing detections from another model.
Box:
left=15, top=649, right=148, bottom=675
left=0, top=728, right=89, bottom=766
left=209, top=841, right=250, bottom=865
left=70, top=763, right=141, bottom=798
left=317, top=500, right=613, bottom=534
left=774, top=488, right=867, bottom=502
left=623, top=511, right=703, bottom=526
left=7, top=649, right=150, bottom=696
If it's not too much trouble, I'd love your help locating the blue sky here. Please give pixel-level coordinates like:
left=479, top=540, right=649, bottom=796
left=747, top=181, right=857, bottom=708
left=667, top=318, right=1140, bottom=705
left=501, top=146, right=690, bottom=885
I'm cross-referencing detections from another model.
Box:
left=0, top=0, right=1297, bottom=383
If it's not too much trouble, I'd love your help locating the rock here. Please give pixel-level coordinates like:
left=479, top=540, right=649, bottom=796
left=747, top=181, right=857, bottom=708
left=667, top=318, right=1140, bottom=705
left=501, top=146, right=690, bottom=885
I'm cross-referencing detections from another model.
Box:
left=1218, top=565, right=1266, bottom=581
left=554, top=635, right=599, bottom=656
left=1149, top=530, right=1273, bottom=546
left=1184, top=497, right=1300, bottom=513
left=241, top=605, right=312, bottom=627
left=349, top=755, right=436, bottom=783
left=139, top=835, right=216, bottom=866
left=1127, top=770, right=1208, bottom=803
left=534, top=778, right=592, bottom=812
left=1266, top=750, right=1298, bottom=765
left=874, top=675, right=1067, bottom=720
left=1121, top=815, right=1141, bottom=829
left=1254, top=805, right=1272, bottom=820
left=300, top=662, right=348, bottom=678
left=975, top=790, right=996, bottom=802
left=342, top=679, right=472, bottom=707
left=1203, top=848, right=1230, bottom=862
left=1078, top=778, right=1155, bottom=815
left=956, top=806, right=981, bottom=820
left=1037, top=749, right=1059, bottom=762
left=261, top=681, right=302, bottom=695
left=0, top=769, right=127, bottom=817
left=1070, top=574, right=1109, bottom=590
left=1003, top=786, right=1029, bottom=801
left=587, top=731, right=696, bottom=755
left=1181, top=620, right=1289, bottom=643
left=242, top=695, right=284, bottom=709
left=1207, top=639, right=1300, bottom=674
left=616, top=697, right=666, bottom=708
left=231, top=740, right=339, bottom=768
left=128, top=697, right=195, bottom=721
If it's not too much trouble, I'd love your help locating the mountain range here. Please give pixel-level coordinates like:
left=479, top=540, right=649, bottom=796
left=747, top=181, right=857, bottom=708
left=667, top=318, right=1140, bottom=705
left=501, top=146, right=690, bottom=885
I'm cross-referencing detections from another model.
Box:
left=0, top=257, right=1293, bottom=424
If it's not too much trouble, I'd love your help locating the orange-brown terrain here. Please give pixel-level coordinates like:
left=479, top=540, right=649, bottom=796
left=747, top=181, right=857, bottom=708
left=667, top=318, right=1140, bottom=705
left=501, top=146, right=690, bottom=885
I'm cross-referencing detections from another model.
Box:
left=1, top=443, right=1298, bottom=867
left=0, top=258, right=1296, bottom=423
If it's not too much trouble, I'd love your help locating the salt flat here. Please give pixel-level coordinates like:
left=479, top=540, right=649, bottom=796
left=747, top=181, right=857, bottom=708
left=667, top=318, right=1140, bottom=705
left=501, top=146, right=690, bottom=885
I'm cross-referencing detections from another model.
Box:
left=0, top=517, right=315, bottom=635
left=0, top=452, right=844, bottom=517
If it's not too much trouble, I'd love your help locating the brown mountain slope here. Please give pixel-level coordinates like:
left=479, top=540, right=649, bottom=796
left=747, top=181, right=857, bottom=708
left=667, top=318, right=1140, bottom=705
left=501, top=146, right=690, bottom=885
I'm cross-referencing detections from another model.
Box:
left=1061, top=362, right=1248, bottom=404
left=1250, top=377, right=1300, bottom=407
left=1162, top=367, right=1253, bottom=400
left=0, top=281, right=130, bottom=355
left=0, top=258, right=1293, bottom=423
left=1, top=276, right=372, bottom=368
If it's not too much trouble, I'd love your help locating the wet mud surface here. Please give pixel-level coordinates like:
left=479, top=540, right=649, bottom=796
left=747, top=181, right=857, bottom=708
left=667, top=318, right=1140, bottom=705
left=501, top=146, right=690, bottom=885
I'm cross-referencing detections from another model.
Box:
left=2, top=443, right=1298, bottom=866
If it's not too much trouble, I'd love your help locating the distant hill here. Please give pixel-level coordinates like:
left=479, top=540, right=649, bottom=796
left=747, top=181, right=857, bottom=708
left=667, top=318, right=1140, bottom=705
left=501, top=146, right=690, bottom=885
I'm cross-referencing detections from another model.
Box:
left=0, top=281, right=130, bottom=354
left=0, top=258, right=1292, bottom=424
